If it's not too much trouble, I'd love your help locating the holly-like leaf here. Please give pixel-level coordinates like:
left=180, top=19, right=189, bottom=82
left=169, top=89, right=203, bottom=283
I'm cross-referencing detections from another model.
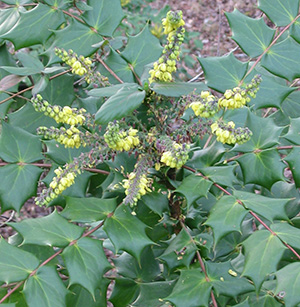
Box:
left=275, top=262, right=300, bottom=307
left=61, top=197, right=117, bottom=223
left=237, top=149, right=285, bottom=190
left=95, top=84, right=145, bottom=124
left=9, top=210, right=84, bottom=247
left=261, top=37, right=300, bottom=82
left=242, top=230, right=286, bottom=291
left=234, top=190, right=289, bottom=222
left=0, top=8, right=20, bottom=36
left=141, top=192, right=169, bottom=216
left=198, top=53, right=248, bottom=92
left=23, top=266, right=68, bottom=307
left=88, top=83, right=136, bottom=98
left=121, top=25, right=163, bottom=77
left=205, top=195, right=248, bottom=244
left=159, top=229, right=197, bottom=270
left=151, top=81, right=208, bottom=97
left=46, top=20, right=102, bottom=65
left=0, top=122, right=43, bottom=163
left=165, top=268, right=212, bottom=307
left=258, top=0, right=300, bottom=26
left=271, top=222, right=300, bottom=249
left=103, top=204, right=153, bottom=260
left=0, top=4, right=64, bottom=50
left=283, top=118, right=300, bottom=145
left=0, top=238, right=39, bottom=284
left=284, top=147, right=300, bottom=188
left=62, top=237, right=111, bottom=297
left=281, top=90, right=300, bottom=119
left=226, top=9, right=275, bottom=58
left=200, top=165, right=237, bottom=188
left=82, top=0, right=124, bottom=36
left=207, top=261, right=254, bottom=298
left=0, top=164, right=42, bottom=212
left=176, top=174, right=212, bottom=208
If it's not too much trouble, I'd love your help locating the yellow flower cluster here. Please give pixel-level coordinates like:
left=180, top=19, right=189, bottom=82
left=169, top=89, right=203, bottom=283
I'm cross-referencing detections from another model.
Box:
left=122, top=172, right=152, bottom=205
left=161, top=143, right=190, bottom=169
left=32, top=95, right=86, bottom=126
left=162, top=10, right=185, bottom=35
left=104, top=122, right=139, bottom=151
left=49, top=167, right=77, bottom=197
left=190, top=91, right=219, bottom=118
left=149, top=59, right=177, bottom=82
left=57, top=126, right=86, bottom=149
left=121, top=0, right=130, bottom=6
left=218, top=88, right=250, bottom=109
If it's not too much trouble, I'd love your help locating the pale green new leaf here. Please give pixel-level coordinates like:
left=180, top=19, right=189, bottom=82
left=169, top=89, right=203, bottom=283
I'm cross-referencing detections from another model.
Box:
left=62, top=237, right=111, bottom=297
left=23, top=266, right=68, bottom=307
left=0, top=238, right=39, bottom=284
left=242, top=230, right=286, bottom=291
left=9, top=210, right=84, bottom=247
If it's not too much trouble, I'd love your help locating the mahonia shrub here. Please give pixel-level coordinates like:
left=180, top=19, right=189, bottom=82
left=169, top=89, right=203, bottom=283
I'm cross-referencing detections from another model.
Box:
left=0, top=1, right=300, bottom=306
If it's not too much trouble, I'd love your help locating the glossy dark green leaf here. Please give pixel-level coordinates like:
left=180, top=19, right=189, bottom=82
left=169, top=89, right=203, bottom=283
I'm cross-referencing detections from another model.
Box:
left=0, top=66, right=42, bottom=76
left=95, top=84, right=145, bottom=124
left=23, top=266, right=68, bottom=307
left=151, top=81, right=208, bottom=97
left=0, top=4, right=64, bottom=50
left=237, top=149, right=285, bottom=190
left=284, top=147, right=300, bottom=188
left=271, top=222, right=300, bottom=249
left=165, top=268, right=212, bottom=307
left=281, top=91, right=300, bottom=118
left=61, top=197, right=117, bottom=223
left=46, top=20, right=102, bottom=65
left=261, top=37, right=300, bottom=81
left=16, top=51, right=44, bottom=71
left=82, top=0, right=124, bottom=36
left=0, top=164, right=42, bottom=212
left=62, top=237, right=111, bottom=297
left=250, top=295, right=282, bottom=307
left=159, top=228, right=197, bottom=270
left=200, top=165, right=237, bottom=188
left=88, top=83, right=137, bottom=97
left=234, top=190, right=289, bottom=222
left=226, top=9, right=275, bottom=57
left=284, top=118, right=300, bottom=145
left=198, top=53, right=248, bottom=92
left=176, top=174, right=212, bottom=208
left=275, top=262, right=300, bottom=307
left=141, top=191, right=169, bottom=216
left=0, top=238, right=39, bottom=284
left=9, top=210, right=84, bottom=247
left=207, top=261, right=254, bottom=298
left=114, top=247, right=160, bottom=282
left=242, top=230, right=286, bottom=291
left=121, top=25, right=163, bottom=76
left=205, top=195, right=248, bottom=244
left=0, top=122, right=43, bottom=163
left=258, top=0, right=300, bottom=26
left=0, top=8, right=20, bottom=36
left=103, top=204, right=153, bottom=259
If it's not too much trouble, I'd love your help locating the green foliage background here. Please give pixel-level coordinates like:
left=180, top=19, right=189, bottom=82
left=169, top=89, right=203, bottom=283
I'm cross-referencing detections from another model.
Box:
left=0, top=0, right=300, bottom=306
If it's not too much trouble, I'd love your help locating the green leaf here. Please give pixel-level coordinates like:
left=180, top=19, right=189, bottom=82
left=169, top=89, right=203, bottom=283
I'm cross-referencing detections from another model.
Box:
left=88, top=83, right=137, bottom=97
left=0, top=4, right=64, bottom=50
left=275, top=262, right=300, bottom=307
left=0, top=164, right=42, bottom=212
left=46, top=20, right=102, bottom=65
left=261, top=37, right=300, bottom=81
left=9, top=103, right=57, bottom=134
left=284, top=147, right=300, bottom=188
left=271, top=222, right=300, bottom=249
left=61, top=197, right=117, bottom=223
left=237, top=149, right=285, bottom=190
left=281, top=91, right=300, bottom=118
left=151, top=81, right=208, bottom=97
left=9, top=210, right=84, bottom=247
left=23, top=266, right=68, bottom=307
left=159, top=228, right=197, bottom=270
left=176, top=174, right=212, bottom=208
left=200, top=165, right=237, bottom=188
left=82, top=0, right=124, bottom=36
left=205, top=195, right=248, bottom=244
left=0, top=238, right=39, bottom=284
left=0, top=122, right=43, bottom=163
left=0, top=66, right=42, bottom=76
left=95, top=84, right=145, bottom=124
left=141, top=191, right=169, bottom=216
left=284, top=118, right=300, bottom=145
left=16, top=51, right=44, bottom=71
left=207, top=261, right=254, bottom=298
left=165, top=268, right=212, bottom=307
left=242, top=230, right=286, bottom=291
left=109, top=278, right=139, bottom=306
left=103, top=204, right=153, bottom=260
left=258, top=0, right=300, bottom=26
left=62, top=237, right=111, bottom=297
left=198, top=53, right=248, bottom=92
left=225, top=9, right=275, bottom=57
left=121, top=25, right=163, bottom=77
left=0, top=8, right=20, bottom=36
left=234, top=190, right=289, bottom=222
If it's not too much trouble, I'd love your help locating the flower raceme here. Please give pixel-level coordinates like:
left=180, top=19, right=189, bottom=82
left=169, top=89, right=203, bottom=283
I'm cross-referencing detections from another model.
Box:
left=160, top=142, right=190, bottom=169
